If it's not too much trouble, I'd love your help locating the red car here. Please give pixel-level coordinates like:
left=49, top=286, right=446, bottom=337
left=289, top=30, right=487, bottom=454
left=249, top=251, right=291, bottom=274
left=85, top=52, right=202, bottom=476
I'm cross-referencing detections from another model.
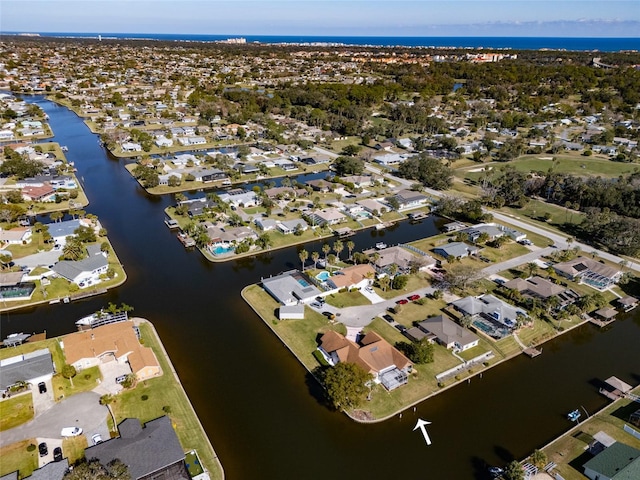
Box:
left=408, top=294, right=421, bottom=301
left=396, top=299, right=408, bottom=305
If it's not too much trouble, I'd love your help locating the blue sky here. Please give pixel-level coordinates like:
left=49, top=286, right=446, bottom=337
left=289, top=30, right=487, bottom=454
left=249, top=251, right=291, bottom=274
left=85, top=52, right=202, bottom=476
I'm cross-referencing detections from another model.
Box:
left=2, top=1, right=639, bottom=37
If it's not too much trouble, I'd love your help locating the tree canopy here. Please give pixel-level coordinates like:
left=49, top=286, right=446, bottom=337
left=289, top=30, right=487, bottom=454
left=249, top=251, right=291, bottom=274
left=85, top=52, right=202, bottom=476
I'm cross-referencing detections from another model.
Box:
left=322, top=362, right=372, bottom=411
left=397, top=153, right=453, bottom=190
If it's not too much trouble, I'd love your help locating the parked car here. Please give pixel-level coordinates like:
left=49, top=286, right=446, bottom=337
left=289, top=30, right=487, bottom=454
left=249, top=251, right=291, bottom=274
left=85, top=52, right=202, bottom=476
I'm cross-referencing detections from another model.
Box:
left=365, top=286, right=374, bottom=293
left=315, top=296, right=325, bottom=304
left=38, top=442, right=48, bottom=457
left=394, top=324, right=407, bottom=333
left=396, top=299, right=408, bottom=305
left=38, top=382, right=47, bottom=394
left=310, top=302, right=322, bottom=308
left=408, top=294, right=420, bottom=301
left=91, top=433, right=103, bottom=445
left=322, top=311, right=336, bottom=320
left=382, top=314, right=394, bottom=323
left=61, top=427, right=83, bottom=437
left=53, top=447, right=63, bottom=462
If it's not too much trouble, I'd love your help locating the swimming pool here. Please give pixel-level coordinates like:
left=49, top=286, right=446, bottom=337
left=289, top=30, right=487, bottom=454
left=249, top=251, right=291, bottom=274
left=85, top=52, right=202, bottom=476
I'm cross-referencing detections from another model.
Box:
left=316, top=271, right=331, bottom=282
left=212, top=244, right=235, bottom=255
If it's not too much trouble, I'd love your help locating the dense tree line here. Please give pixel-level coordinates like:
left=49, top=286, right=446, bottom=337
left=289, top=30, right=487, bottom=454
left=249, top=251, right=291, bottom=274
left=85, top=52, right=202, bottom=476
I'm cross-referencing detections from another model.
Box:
left=397, top=153, right=453, bottom=190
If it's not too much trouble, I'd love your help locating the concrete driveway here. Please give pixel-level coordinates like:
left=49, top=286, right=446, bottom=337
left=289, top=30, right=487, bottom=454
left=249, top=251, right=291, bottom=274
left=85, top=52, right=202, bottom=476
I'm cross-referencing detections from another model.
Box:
left=0, top=391, right=108, bottom=448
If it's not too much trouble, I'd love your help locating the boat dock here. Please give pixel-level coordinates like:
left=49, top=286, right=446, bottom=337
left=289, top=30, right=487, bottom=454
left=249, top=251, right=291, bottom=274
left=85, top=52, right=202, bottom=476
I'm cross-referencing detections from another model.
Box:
left=165, top=218, right=180, bottom=230
left=408, top=212, right=428, bottom=222
left=524, top=347, right=542, bottom=358
left=178, top=232, right=196, bottom=248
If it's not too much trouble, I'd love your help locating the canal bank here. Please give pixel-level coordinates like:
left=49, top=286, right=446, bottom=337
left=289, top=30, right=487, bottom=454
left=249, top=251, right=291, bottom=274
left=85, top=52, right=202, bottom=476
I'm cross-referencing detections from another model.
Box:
left=2, top=95, right=639, bottom=480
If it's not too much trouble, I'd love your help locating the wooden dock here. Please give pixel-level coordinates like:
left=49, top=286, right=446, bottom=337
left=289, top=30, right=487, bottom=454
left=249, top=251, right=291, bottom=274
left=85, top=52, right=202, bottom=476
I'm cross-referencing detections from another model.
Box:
left=524, top=347, right=542, bottom=358
left=177, top=232, right=196, bottom=248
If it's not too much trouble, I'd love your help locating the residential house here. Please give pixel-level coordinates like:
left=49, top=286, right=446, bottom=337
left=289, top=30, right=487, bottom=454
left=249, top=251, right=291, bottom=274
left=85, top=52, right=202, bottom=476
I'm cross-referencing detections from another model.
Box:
left=193, top=168, right=227, bottom=183
left=84, top=416, right=189, bottom=480
left=52, top=248, right=109, bottom=289
left=372, top=245, right=435, bottom=275
left=553, top=256, right=622, bottom=290
left=373, top=153, right=412, bottom=166
left=463, top=224, right=504, bottom=242
left=276, top=219, right=308, bottom=234
left=261, top=270, right=322, bottom=305
left=582, top=442, right=640, bottom=480
left=433, top=242, right=479, bottom=259
left=356, top=198, right=388, bottom=215
left=305, top=179, right=333, bottom=192
left=326, top=264, right=376, bottom=290
left=62, top=321, right=160, bottom=381
left=0, top=348, right=54, bottom=392
left=452, top=294, right=527, bottom=329
left=255, top=218, right=278, bottom=231
left=121, top=142, right=142, bottom=152
left=341, top=175, right=374, bottom=188
left=309, top=208, right=347, bottom=227
left=0, top=227, right=32, bottom=246
left=218, top=189, right=258, bottom=208
left=47, top=218, right=94, bottom=246
left=504, top=276, right=580, bottom=309
left=393, top=190, right=429, bottom=211
left=442, top=221, right=466, bottom=233
left=417, top=315, right=480, bottom=351
left=317, top=330, right=413, bottom=391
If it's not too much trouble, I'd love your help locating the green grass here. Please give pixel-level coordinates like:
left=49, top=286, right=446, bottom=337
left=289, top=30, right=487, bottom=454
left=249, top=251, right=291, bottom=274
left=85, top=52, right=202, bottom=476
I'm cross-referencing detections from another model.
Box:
left=62, top=435, right=89, bottom=464
left=324, top=290, right=370, bottom=308
left=0, top=394, right=34, bottom=431
left=110, top=321, right=223, bottom=480
left=52, top=366, right=102, bottom=400
left=243, top=285, right=345, bottom=370
left=0, top=439, right=39, bottom=478
left=375, top=273, right=433, bottom=300
left=510, top=154, right=640, bottom=177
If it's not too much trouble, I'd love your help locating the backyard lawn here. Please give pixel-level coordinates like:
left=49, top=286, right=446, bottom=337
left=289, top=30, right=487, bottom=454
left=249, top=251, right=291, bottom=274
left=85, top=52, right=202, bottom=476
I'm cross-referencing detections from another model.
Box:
left=0, top=439, right=39, bottom=478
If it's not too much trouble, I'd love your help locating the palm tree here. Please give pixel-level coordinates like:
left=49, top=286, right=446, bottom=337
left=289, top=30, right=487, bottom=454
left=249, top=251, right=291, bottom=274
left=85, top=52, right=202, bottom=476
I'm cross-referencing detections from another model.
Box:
left=311, top=251, right=320, bottom=269
left=333, top=240, right=344, bottom=261
left=50, top=211, right=63, bottom=223
left=346, top=240, right=355, bottom=262
left=525, top=262, right=538, bottom=278
left=378, top=275, right=391, bottom=292
left=299, top=249, right=309, bottom=272
left=62, top=238, right=85, bottom=261
left=322, top=243, right=331, bottom=263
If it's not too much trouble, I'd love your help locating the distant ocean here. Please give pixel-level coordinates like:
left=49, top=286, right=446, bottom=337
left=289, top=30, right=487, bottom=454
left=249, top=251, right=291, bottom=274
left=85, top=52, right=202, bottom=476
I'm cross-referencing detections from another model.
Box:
left=7, top=32, right=640, bottom=52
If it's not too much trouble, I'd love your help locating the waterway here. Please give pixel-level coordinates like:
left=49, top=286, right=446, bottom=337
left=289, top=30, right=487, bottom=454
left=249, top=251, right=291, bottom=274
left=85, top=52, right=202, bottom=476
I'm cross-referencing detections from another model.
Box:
left=2, top=96, right=639, bottom=479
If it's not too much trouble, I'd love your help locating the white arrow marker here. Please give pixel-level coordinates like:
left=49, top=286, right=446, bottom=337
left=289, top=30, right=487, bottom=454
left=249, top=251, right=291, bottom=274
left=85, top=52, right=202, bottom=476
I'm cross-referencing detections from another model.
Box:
left=413, top=418, right=432, bottom=445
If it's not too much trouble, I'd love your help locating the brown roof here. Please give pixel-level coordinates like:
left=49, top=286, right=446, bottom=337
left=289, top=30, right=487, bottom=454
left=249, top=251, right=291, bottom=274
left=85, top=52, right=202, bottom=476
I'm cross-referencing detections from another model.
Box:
left=63, top=322, right=158, bottom=372
left=319, top=331, right=412, bottom=374
left=329, top=264, right=376, bottom=289
left=505, top=276, right=565, bottom=298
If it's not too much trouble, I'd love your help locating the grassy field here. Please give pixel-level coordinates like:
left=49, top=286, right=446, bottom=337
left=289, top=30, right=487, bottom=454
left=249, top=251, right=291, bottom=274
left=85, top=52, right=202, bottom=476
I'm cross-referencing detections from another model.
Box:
left=52, top=365, right=102, bottom=400
left=509, top=154, right=640, bottom=177
left=109, top=321, right=223, bottom=480
left=0, top=439, right=39, bottom=478
left=324, top=290, right=370, bottom=308
left=0, top=394, right=34, bottom=431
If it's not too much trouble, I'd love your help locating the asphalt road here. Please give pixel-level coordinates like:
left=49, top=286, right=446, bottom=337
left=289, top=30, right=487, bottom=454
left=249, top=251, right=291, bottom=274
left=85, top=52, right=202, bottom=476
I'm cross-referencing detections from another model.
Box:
left=0, top=391, right=108, bottom=447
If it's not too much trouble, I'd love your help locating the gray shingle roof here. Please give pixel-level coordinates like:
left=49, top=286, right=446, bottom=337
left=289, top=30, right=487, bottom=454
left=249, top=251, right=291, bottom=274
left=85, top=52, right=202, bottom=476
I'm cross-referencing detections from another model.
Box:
left=84, top=416, right=186, bottom=480
left=52, top=254, right=108, bottom=281
left=0, top=348, right=54, bottom=390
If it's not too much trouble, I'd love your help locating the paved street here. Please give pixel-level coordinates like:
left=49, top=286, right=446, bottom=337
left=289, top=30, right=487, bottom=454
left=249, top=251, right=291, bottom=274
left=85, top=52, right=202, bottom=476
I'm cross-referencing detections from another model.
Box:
left=0, top=391, right=108, bottom=448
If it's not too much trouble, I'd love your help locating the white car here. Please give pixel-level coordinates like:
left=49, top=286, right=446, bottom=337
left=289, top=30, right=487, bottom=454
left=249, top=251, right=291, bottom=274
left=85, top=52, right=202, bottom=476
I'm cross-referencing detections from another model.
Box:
left=61, top=427, right=83, bottom=437
left=91, top=433, right=103, bottom=445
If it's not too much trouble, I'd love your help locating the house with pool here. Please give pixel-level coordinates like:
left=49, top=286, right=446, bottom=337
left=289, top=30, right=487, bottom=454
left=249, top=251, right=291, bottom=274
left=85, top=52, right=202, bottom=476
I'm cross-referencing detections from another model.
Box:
left=323, top=264, right=376, bottom=292
left=261, top=270, right=322, bottom=306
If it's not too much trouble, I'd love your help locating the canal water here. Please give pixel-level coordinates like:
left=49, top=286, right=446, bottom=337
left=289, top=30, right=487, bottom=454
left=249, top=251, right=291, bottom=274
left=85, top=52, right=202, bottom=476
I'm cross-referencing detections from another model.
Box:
left=2, top=97, right=639, bottom=479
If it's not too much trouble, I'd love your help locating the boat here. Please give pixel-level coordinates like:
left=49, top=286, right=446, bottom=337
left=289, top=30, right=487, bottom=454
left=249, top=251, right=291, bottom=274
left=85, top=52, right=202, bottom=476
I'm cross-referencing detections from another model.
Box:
left=488, top=466, right=504, bottom=478
left=375, top=242, right=387, bottom=250
left=567, top=409, right=581, bottom=422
